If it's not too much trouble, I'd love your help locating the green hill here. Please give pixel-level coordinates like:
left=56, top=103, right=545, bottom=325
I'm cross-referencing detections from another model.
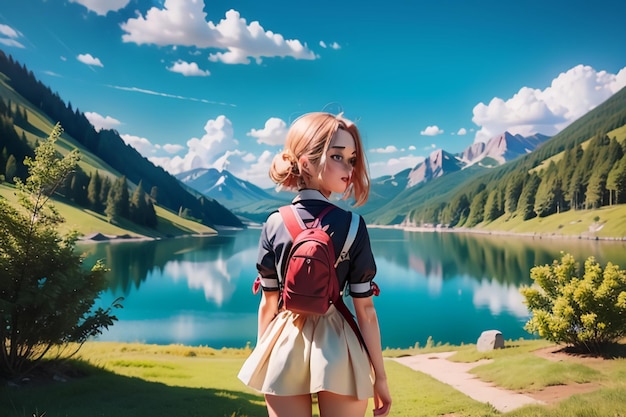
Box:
left=0, top=50, right=243, bottom=238
left=368, top=86, right=626, bottom=239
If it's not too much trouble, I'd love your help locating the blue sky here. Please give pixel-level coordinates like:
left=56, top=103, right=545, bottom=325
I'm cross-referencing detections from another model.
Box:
left=1, top=0, right=625, bottom=188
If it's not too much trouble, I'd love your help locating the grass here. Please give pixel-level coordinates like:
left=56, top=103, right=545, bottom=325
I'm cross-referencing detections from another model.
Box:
left=0, top=182, right=216, bottom=239
left=3, top=339, right=626, bottom=417
left=475, top=204, right=626, bottom=239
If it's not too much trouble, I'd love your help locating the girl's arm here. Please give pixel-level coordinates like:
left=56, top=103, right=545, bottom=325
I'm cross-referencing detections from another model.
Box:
left=257, top=290, right=279, bottom=341
left=353, top=296, right=392, bottom=416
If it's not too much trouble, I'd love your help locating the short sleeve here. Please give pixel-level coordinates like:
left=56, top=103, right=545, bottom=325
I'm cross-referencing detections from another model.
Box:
left=345, top=216, right=377, bottom=298
left=255, top=212, right=281, bottom=292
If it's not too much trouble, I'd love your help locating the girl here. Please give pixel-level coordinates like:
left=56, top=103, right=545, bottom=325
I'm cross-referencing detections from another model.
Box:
left=238, top=112, right=391, bottom=417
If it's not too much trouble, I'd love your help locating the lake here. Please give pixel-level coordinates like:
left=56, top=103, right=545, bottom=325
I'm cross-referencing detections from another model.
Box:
left=79, top=227, right=626, bottom=349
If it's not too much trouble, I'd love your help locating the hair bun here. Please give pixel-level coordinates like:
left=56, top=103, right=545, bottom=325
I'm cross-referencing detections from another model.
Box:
left=274, top=150, right=298, bottom=174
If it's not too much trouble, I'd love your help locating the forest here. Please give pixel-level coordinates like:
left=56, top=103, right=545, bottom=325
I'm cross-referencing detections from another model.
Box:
left=403, top=87, right=626, bottom=228
left=0, top=50, right=242, bottom=229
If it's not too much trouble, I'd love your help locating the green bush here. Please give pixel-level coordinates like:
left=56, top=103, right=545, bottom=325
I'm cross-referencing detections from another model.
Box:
left=0, top=123, right=120, bottom=379
left=521, top=252, right=626, bottom=353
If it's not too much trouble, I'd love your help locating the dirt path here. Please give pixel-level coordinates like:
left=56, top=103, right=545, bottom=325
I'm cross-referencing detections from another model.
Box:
left=391, top=352, right=544, bottom=412
left=391, top=349, right=600, bottom=413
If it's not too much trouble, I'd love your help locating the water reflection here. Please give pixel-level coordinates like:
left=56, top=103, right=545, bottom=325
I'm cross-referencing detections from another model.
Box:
left=366, top=228, right=626, bottom=347
left=81, top=227, right=626, bottom=348
left=370, top=228, right=626, bottom=285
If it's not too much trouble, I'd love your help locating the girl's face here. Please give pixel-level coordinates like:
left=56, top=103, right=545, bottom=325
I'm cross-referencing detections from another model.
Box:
left=312, top=128, right=357, bottom=198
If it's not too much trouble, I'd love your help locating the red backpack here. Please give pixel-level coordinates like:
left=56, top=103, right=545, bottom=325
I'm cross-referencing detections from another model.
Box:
left=279, top=205, right=344, bottom=315
left=258, top=204, right=370, bottom=355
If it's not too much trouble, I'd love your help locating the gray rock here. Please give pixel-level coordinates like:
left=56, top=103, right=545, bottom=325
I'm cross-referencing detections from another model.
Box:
left=477, top=330, right=504, bottom=352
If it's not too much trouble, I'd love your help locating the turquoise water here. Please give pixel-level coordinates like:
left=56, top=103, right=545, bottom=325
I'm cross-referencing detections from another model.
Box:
left=81, top=227, right=626, bottom=349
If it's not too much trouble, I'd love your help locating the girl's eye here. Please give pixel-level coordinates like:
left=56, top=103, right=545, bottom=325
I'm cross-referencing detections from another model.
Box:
left=331, top=154, right=342, bottom=161
left=349, top=157, right=357, bottom=167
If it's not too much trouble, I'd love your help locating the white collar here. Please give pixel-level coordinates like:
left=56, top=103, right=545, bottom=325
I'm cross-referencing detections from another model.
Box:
left=292, top=189, right=330, bottom=203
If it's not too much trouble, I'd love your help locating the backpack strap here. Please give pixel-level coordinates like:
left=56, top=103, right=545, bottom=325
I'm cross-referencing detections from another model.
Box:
left=335, top=297, right=370, bottom=359
left=279, top=205, right=355, bottom=267
left=331, top=212, right=371, bottom=359
left=279, top=204, right=334, bottom=240
left=335, top=212, right=360, bottom=267
left=278, top=205, right=371, bottom=359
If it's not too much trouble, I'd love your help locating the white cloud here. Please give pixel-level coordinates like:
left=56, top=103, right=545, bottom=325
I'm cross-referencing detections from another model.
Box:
left=84, top=111, right=121, bottom=131
left=0, top=38, right=25, bottom=48
left=110, top=84, right=236, bottom=106
left=167, top=60, right=210, bottom=76
left=369, top=155, right=425, bottom=178
left=0, top=24, right=18, bottom=38
left=0, top=24, right=24, bottom=48
left=121, top=0, right=219, bottom=46
left=457, top=128, right=467, bottom=135
left=150, top=115, right=240, bottom=174
left=43, top=70, right=61, bottom=77
left=244, top=150, right=274, bottom=188
left=121, top=3, right=316, bottom=64
left=247, top=117, right=287, bottom=146
left=472, top=64, right=626, bottom=143
left=319, top=41, right=341, bottom=50
left=77, top=53, right=103, bottom=67
left=69, top=0, right=131, bottom=16
left=144, top=115, right=277, bottom=188
left=162, top=143, right=185, bottom=154
left=185, top=115, right=239, bottom=166
left=420, top=125, right=444, bottom=136
left=370, top=145, right=399, bottom=154
left=121, top=134, right=157, bottom=155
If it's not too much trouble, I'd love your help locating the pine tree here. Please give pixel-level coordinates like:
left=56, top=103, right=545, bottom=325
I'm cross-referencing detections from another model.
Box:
left=441, top=193, right=469, bottom=226
left=484, top=189, right=502, bottom=222
left=99, top=176, right=111, bottom=209
left=0, top=146, right=8, bottom=172
left=585, top=172, right=607, bottom=209
left=465, top=190, right=488, bottom=227
left=105, top=175, right=130, bottom=223
left=534, top=165, right=562, bottom=217
left=87, top=170, right=102, bottom=212
left=145, top=200, right=158, bottom=228
left=517, top=173, right=540, bottom=220
left=5, top=154, right=17, bottom=182
left=130, top=180, right=148, bottom=225
left=561, top=146, right=584, bottom=210
left=150, top=185, right=158, bottom=204
left=607, top=157, right=626, bottom=205
left=504, top=172, right=525, bottom=217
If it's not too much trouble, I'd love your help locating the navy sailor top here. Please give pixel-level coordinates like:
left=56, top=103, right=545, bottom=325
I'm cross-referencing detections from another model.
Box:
left=256, top=189, right=377, bottom=298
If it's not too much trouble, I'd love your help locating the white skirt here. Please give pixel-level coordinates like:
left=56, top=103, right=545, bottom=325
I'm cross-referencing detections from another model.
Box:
left=238, top=305, right=374, bottom=400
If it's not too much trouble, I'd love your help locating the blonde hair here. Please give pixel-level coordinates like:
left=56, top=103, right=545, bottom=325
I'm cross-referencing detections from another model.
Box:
left=269, top=112, right=370, bottom=206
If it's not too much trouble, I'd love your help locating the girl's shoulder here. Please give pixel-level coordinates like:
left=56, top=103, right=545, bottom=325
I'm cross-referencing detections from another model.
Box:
left=264, top=210, right=283, bottom=235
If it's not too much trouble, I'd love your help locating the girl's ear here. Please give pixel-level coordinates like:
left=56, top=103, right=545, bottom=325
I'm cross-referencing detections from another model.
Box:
left=298, top=155, right=315, bottom=186
left=299, top=155, right=310, bottom=174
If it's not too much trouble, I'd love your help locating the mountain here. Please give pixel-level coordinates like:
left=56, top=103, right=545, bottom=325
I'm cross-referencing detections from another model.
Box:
left=407, top=149, right=465, bottom=187
left=176, top=167, right=274, bottom=210
left=0, top=50, right=243, bottom=230
left=365, top=86, right=626, bottom=226
left=405, top=131, right=550, bottom=187
left=175, top=129, right=550, bottom=221
left=364, top=131, right=550, bottom=216
left=462, top=132, right=551, bottom=167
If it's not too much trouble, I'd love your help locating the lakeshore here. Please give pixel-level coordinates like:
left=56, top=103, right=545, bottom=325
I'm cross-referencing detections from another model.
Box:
left=374, top=223, right=626, bottom=242
left=4, top=339, right=626, bottom=417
